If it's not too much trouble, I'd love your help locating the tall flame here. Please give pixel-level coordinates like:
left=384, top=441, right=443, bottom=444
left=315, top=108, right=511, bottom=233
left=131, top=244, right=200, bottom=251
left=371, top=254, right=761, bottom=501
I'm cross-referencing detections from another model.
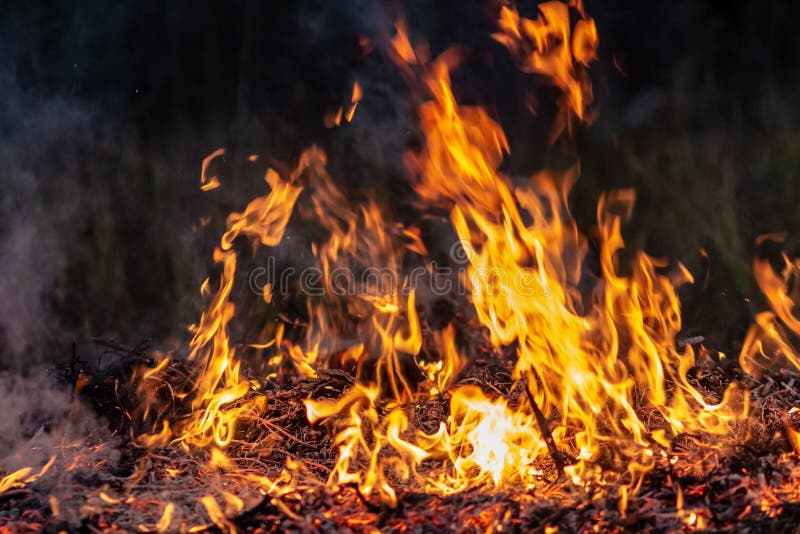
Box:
left=391, top=22, right=745, bottom=494
left=129, top=0, right=772, bottom=517
left=174, top=151, right=305, bottom=448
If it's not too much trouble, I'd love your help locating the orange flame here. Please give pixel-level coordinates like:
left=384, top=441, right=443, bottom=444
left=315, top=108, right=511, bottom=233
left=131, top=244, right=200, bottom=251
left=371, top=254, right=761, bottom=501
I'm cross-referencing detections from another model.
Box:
left=325, top=81, right=363, bottom=127
left=125, top=0, right=799, bottom=515
left=740, top=234, right=800, bottom=375
left=493, top=1, right=597, bottom=122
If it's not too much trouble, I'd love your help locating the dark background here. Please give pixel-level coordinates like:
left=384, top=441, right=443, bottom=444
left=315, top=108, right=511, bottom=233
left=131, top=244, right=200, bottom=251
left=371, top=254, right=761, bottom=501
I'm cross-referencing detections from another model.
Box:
left=1, top=0, right=798, bottom=370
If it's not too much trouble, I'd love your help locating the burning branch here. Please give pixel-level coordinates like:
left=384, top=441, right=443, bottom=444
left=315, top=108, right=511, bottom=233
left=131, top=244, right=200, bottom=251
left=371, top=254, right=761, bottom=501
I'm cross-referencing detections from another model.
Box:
left=523, top=371, right=565, bottom=479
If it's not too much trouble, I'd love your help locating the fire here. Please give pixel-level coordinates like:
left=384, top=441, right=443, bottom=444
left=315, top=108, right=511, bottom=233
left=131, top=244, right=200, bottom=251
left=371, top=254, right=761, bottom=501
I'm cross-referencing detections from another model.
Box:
left=200, top=148, right=225, bottom=191
left=0, top=457, right=54, bottom=495
left=740, top=233, right=800, bottom=375
left=404, top=33, right=744, bottom=497
left=146, top=0, right=753, bottom=509
left=325, top=81, right=363, bottom=127
left=137, top=503, right=174, bottom=532
left=493, top=1, right=597, bottom=123
left=5, top=1, right=798, bottom=530
left=180, top=157, right=305, bottom=449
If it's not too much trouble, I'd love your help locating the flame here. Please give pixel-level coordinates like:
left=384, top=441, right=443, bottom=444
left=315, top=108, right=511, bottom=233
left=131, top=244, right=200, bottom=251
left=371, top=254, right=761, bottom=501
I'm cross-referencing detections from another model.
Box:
left=200, top=495, right=236, bottom=534
left=390, top=20, right=418, bottom=65
left=0, top=456, right=55, bottom=495
left=175, top=153, right=305, bottom=448
left=345, top=81, right=362, bottom=123
left=786, top=421, right=800, bottom=456
left=425, top=385, right=549, bottom=494
left=297, top=7, right=743, bottom=502
left=200, top=148, right=225, bottom=191
left=49, top=495, right=61, bottom=519
left=391, top=28, right=743, bottom=495
left=493, top=1, right=597, bottom=122
left=0, top=467, right=34, bottom=494
left=325, top=81, right=363, bottom=127
left=124, top=0, right=797, bottom=516
left=740, top=234, right=800, bottom=375
left=138, top=503, right=175, bottom=532
left=416, top=324, right=464, bottom=394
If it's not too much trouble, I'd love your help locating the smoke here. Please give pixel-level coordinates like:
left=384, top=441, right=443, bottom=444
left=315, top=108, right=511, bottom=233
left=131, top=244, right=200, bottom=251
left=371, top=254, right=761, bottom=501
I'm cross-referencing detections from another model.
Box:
left=0, top=370, right=102, bottom=467
left=0, top=72, right=93, bottom=371
left=0, top=369, right=120, bottom=525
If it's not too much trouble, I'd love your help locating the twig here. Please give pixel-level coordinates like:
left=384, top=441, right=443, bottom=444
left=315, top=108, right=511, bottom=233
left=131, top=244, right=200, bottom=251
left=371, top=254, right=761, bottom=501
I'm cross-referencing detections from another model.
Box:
left=254, top=418, right=315, bottom=447
left=522, top=371, right=564, bottom=479
left=90, top=336, right=154, bottom=366
left=270, top=448, right=331, bottom=473
left=71, top=339, right=77, bottom=378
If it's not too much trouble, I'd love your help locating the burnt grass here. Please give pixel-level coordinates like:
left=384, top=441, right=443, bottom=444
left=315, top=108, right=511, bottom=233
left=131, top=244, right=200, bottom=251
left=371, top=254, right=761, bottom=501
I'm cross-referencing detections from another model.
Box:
left=2, top=336, right=800, bottom=533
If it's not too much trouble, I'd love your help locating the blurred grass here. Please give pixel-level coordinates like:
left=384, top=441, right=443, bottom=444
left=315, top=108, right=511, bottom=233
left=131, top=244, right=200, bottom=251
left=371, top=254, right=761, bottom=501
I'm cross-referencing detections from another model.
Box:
left=579, top=64, right=800, bottom=349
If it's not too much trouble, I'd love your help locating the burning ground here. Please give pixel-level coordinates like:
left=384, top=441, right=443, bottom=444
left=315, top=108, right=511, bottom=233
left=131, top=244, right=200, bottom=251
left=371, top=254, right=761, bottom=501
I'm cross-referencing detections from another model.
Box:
left=4, top=1, right=800, bottom=532
left=4, top=350, right=800, bottom=532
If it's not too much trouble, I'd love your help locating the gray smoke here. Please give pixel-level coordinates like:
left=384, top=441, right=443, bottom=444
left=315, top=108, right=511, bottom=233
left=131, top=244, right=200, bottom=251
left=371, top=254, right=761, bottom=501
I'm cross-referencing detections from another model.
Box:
left=0, top=369, right=120, bottom=526
left=0, top=72, right=92, bottom=371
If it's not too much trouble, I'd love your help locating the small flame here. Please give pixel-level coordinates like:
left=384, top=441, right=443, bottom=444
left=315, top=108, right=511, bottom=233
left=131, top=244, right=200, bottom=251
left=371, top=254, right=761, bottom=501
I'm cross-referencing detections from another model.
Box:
left=200, top=495, right=236, bottom=534
left=138, top=503, right=175, bottom=532
left=740, top=234, right=800, bottom=375
left=493, top=1, right=597, bottom=122
left=325, top=81, right=363, bottom=127
left=345, top=81, right=362, bottom=123
left=200, top=148, right=225, bottom=191
left=0, top=456, right=55, bottom=495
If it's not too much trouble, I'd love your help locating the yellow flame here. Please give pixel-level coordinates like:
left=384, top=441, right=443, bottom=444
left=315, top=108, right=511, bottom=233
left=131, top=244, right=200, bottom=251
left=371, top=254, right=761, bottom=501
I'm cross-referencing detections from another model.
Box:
left=345, top=81, right=362, bottom=123
left=200, top=495, right=236, bottom=534
left=138, top=502, right=175, bottom=532
left=302, top=5, right=743, bottom=500
left=176, top=154, right=306, bottom=449
left=493, top=1, right=597, bottom=122
left=131, top=0, right=786, bottom=513
left=740, top=234, right=800, bottom=375
left=326, top=81, right=362, bottom=127
left=0, top=456, right=55, bottom=495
